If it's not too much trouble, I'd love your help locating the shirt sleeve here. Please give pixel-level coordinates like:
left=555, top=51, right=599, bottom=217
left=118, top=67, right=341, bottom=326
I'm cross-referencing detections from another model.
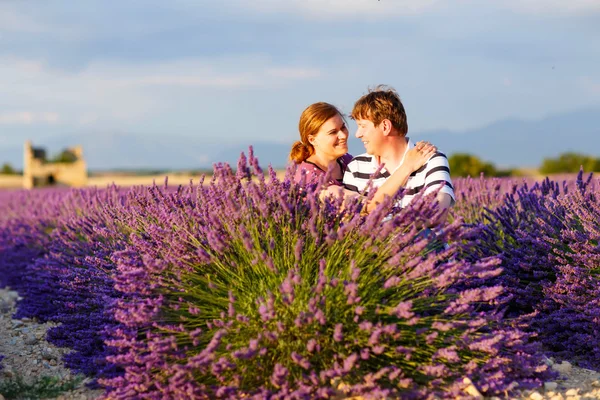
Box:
left=294, top=162, right=322, bottom=187
left=423, top=153, right=455, bottom=204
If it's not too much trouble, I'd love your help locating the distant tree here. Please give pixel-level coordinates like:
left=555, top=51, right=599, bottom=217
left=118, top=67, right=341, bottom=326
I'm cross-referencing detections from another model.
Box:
left=1, top=163, right=17, bottom=175
left=50, top=149, right=78, bottom=164
left=540, top=152, right=599, bottom=174
left=448, top=153, right=499, bottom=177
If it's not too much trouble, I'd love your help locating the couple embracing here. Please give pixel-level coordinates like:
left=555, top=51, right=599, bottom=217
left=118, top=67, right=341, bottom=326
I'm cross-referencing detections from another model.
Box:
left=290, top=85, right=455, bottom=224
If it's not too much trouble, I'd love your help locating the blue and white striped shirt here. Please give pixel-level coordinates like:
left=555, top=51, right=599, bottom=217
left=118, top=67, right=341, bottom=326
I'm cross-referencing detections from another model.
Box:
left=342, top=139, right=455, bottom=208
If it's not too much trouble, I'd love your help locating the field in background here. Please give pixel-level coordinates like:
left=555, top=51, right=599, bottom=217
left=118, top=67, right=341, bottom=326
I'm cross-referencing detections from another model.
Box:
left=88, top=173, right=205, bottom=188
left=0, top=171, right=290, bottom=189
left=0, top=175, right=22, bottom=188
left=2, top=168, right=591, bottom=190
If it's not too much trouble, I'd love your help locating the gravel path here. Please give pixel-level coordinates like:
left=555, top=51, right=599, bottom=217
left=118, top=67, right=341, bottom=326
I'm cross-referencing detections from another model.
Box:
left=513, top=359, right=600, bottom=400
left=1, top=287, right=599, bottom=400
left=0, top=288, right=101, bottom=400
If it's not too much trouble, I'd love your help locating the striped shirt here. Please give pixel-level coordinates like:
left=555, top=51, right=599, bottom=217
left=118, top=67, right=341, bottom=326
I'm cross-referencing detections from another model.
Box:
left=343, top=139, right=455, bottom=208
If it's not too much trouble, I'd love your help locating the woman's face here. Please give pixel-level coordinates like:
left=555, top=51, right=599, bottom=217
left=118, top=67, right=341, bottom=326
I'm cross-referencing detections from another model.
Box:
left=308, top=114, right=349, bottom=162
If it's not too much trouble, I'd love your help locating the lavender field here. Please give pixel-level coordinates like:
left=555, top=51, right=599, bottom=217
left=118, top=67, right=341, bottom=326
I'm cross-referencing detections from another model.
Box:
left=0, top=151, right=599, bottom=399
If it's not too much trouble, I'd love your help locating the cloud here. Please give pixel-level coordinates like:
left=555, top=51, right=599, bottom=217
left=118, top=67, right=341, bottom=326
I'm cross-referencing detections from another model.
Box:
left=85, top=58, right=322, bottom=90
left=234, top=0, right=442, bottom=18
left=0, top=4, right=81, bottom=40
left=232, top=0, right=600, bottom=18
left=78, top=113, right=100, bottom=126
left=0, top=55, right=323, bottom=130
left=578, top=76, right=600, bottom=94
left=119, top=74, right=259, bottom=88
left=0, top=111, right=60, bottom=125
left=0, top=6, right=48, bottom=33
left=116, top=66, right=321, bottom=88
left=500, top=0, right=600, bottom=15
left=230, top=0, right=600, bottom=19
left=266, top=67, right=322, bottom=80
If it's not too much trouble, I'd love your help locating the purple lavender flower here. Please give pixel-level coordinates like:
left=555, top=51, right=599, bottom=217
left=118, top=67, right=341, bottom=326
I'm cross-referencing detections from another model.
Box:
left=333, top=323, right=344, bottom=342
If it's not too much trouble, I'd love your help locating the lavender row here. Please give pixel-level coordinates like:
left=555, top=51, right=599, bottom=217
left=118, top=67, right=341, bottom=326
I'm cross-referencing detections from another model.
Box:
left=456, top=171, right=600, bottom=369
left=2, top=158, right=597, bottom=398
left=0, top=187, right=130, bottom=380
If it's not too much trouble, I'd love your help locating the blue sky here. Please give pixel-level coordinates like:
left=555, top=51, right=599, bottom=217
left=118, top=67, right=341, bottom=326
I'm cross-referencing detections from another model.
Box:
left=1, top=0, right=600, bottom=156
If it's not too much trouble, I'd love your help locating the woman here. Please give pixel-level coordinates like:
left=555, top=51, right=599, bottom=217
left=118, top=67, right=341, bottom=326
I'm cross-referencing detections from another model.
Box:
left=289, top=102, right=436, bottom=213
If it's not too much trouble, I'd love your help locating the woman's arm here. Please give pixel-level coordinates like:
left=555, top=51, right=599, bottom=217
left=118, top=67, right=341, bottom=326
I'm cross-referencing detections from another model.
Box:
left=319, top=186, right=360, bottom=203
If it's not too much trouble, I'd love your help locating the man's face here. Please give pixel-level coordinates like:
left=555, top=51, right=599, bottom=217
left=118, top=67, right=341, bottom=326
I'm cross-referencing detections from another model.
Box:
left=354, top=118, right=384, bottom=155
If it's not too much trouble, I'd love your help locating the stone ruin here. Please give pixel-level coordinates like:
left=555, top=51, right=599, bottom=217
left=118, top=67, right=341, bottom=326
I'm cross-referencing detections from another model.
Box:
left=23, top=140, right=87, bottom=189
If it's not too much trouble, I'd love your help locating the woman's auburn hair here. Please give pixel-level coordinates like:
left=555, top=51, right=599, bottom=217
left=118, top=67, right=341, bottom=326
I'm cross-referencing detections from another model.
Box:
left=290, top=102, right=344, bottom=164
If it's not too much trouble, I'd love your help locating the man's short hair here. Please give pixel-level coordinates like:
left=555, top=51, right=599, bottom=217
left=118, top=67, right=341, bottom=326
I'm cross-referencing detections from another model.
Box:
left=351, top=85, right=408, bottom=136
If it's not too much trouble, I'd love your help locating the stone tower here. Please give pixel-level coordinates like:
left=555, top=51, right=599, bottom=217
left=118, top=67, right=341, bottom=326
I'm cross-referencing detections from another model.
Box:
left=23, top=140, right=88, bottom=189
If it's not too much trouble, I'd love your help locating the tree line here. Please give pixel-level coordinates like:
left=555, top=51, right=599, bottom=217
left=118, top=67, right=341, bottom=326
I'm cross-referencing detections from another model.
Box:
left=2, top=152, right=598, bottom=177
left=448, top=152, right=600, bottom=177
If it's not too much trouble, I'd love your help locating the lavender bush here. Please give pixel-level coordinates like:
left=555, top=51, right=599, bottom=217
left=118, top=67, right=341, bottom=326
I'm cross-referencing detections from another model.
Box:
left=530, top=172, right=600, bottom=368
left=99, top=153, right=549, bottom=399
left=468, top=171, right=600, bottom=369
left=450, top=175, right=526, bottom=224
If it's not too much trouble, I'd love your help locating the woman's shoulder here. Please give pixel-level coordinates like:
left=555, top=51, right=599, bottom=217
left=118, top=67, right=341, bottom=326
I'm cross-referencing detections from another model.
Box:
left=295, top=160, right=323, bottom=173
left=338, top=153, right=354, bottom=167
left=293, top=160, right=324, bottom=183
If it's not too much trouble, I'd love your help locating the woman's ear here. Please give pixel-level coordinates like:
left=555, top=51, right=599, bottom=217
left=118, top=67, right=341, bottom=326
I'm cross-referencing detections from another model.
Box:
left=308, top=135, right=316, bottom=146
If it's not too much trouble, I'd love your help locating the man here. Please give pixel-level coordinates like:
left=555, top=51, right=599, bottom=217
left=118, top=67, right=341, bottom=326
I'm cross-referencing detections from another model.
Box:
left=343, top=85, right=455, bottom=222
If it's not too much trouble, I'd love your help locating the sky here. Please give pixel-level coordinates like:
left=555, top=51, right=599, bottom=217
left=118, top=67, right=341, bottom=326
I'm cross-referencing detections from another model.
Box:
left=1, top=0, right=600, bottom=164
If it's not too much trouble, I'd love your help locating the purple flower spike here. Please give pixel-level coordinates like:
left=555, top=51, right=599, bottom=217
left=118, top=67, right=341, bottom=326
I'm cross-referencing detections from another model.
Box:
left=333, top=324, right=344, bottom=342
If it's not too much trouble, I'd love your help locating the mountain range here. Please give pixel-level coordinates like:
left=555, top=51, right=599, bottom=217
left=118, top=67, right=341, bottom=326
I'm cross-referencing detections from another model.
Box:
left=3, top=108, right=599, bottom=171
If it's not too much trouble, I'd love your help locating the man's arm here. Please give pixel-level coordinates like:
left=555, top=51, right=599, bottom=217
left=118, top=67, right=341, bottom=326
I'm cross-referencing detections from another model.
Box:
left=428, top=192, right=453, bottom=226
left=423, top=153, right=455, bottom=226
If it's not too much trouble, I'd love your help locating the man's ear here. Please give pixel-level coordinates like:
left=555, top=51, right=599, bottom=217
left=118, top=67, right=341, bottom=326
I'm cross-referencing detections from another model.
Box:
left=380, top=119, right=393, bottom=136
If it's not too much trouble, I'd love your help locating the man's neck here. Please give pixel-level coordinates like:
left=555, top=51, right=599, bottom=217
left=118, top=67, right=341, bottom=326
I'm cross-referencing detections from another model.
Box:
left=376, top=137, right=409, bottom=172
